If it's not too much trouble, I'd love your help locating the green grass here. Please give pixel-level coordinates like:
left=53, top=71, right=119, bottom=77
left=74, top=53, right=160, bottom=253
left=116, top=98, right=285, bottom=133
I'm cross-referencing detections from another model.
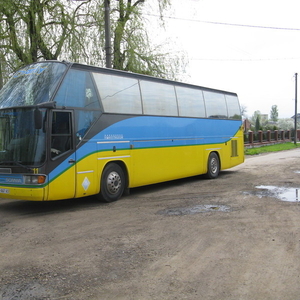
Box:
left=245, top=142, right=300, bottom=155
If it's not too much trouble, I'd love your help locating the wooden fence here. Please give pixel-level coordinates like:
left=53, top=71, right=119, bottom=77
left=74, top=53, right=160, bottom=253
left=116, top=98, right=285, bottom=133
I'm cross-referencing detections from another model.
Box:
left=244, top=130, right=292, bottom=147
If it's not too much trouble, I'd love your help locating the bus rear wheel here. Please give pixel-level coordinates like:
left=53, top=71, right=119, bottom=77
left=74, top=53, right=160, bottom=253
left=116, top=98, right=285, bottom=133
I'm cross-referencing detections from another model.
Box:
left=98, top=163, right=125, bottom=202
left=206, top=152, right=220, bottom=179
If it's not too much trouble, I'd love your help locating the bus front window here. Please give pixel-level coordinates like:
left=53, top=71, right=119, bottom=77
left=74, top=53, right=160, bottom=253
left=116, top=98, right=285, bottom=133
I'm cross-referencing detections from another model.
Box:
left=0, top=108, right=46, bottom=166
left=0, top=62, right=67, bottom=108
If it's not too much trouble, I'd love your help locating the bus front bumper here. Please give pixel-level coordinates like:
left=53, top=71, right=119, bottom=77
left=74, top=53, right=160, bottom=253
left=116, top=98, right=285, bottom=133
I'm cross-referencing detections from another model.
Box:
left=0, top=185, right=45, bottom=201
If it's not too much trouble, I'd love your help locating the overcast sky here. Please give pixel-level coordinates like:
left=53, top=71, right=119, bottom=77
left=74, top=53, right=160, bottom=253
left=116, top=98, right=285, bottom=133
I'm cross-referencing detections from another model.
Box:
left=146, top=0, right=300, bottom=119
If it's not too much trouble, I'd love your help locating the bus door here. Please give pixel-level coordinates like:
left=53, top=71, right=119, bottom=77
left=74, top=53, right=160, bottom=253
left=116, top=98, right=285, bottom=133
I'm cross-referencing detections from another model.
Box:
left=73, top=110, right=100, bottom=199
left=48, top=111, right=76, bottom=200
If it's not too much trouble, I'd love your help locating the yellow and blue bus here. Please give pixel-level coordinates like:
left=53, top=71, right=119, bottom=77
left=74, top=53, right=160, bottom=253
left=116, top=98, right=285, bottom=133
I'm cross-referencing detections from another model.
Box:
left=0, top=61, right=244, bottom=202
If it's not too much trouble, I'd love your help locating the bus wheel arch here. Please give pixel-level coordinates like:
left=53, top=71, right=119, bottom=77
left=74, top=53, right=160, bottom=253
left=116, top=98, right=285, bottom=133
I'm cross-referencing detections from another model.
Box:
left=205, top=151, right=220, bottom=179
left=97, top=161, right=128, bottom=202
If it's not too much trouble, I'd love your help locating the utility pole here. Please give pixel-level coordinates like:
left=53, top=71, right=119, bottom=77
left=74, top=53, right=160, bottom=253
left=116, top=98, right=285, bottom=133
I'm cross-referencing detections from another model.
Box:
left=104, top=0, right=112, bottom=68
left=0, top=59, right=3, bottom=90
left=295, top=73, right=298, bottom=145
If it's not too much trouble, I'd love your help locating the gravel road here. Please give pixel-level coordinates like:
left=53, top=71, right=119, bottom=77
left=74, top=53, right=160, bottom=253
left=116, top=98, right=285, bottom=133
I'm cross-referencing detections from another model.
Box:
left=1, top=149, right=300, bottom=300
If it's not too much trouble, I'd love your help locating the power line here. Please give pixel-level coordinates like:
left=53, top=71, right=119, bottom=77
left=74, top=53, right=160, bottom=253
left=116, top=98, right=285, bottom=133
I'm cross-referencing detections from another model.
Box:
left=190, top=57, right=300, bottom=62
left=144, top=13, right=300, bottom=31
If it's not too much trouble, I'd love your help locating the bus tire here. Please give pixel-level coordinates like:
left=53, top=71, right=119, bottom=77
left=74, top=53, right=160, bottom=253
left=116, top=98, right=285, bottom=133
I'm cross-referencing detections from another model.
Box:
left=98, top=163, right=125, bottom=202
left=206, top=152, right=220, bottom=179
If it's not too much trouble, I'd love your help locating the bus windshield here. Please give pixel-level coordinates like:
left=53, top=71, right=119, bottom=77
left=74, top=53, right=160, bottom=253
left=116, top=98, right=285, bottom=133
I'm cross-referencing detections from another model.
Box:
left=0, top=108, right=46, bottom=166
left=0, top=62, right=67, bottom=108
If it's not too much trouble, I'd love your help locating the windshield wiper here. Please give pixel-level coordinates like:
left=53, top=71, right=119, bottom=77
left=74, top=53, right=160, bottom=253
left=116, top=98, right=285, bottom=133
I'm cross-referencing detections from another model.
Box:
left=0, top=161, right=32, bottom=171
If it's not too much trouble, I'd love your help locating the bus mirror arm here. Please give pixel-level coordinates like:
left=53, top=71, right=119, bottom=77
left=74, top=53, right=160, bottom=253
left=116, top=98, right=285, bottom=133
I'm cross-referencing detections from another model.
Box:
left=34, top=101, right=57, bottom=129
left=36, top=101, right=56, bottom=109
left=34, top=108, right=43, bottom=130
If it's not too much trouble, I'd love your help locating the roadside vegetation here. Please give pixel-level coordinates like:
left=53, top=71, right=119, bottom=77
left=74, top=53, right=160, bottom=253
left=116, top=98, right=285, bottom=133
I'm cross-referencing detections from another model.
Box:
left=245, top=142, right=300, bottom=155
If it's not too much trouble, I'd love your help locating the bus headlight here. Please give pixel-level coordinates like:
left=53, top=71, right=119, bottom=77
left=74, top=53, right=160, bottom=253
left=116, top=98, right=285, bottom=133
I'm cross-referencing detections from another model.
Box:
left=24, top=175, right=46, bottom=185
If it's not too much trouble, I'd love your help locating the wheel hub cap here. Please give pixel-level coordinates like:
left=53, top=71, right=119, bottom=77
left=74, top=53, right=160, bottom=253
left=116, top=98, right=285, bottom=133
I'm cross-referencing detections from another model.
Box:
left=211, top=158, right=218, bottom=173
left=106, top=171, right=122, bottom=194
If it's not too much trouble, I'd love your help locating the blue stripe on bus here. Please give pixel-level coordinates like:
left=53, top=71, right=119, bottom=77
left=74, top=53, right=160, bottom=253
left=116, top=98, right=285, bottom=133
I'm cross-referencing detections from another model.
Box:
left=95, top=116, right=241, bottom=146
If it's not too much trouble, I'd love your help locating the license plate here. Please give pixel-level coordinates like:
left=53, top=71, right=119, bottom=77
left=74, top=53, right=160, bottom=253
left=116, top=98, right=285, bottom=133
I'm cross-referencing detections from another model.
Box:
left=0, top=188, right=9, bottom=194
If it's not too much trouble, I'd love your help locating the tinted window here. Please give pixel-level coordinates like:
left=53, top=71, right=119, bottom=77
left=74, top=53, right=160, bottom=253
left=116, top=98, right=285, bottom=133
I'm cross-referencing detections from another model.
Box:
left=140, top=81, right=178, bottom=116
left=75, top=110, right=100, bottom=144
left=203, top=91, right=228, bottom=119
left=225, top=95, right=241, bottom=120
left=176, top=86, right=206, bottom=118
left=0, top=108, right=46, bottom=165
left=51, top=111, right=72, bottom=158
left=54, top=70, right=100, bottom=109
left=93, top=73, right=142, bottom=114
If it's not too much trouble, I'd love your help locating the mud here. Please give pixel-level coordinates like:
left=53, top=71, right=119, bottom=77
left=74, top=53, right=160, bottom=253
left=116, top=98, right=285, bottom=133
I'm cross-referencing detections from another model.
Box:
left=157, top=204, right=232, bottom=215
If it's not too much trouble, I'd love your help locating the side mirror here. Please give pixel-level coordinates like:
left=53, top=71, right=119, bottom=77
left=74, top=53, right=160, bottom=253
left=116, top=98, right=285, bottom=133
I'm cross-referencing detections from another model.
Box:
left=34, top=101, right=56, bottom=129
left=34, top=107, right=42, bottom=130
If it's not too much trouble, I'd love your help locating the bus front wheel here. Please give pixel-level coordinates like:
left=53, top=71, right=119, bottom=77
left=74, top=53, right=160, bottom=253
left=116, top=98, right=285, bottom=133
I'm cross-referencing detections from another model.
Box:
left=98, top=163, right=125, bottom=202
left=206, top=152, right=220, bottom=179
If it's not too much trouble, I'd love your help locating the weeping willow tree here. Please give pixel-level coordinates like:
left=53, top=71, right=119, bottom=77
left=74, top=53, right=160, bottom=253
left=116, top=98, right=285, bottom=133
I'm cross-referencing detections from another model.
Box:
left=0, top=0, right=80, bottom=86
left=0, top=0, right=76, bottom=64
left=0, top=0, right=185, bottom=86
left=110, top=0, right=180, bottom=78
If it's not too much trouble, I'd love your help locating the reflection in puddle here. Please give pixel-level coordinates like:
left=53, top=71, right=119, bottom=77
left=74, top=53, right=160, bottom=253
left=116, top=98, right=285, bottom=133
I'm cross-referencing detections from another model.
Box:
left=256, top=185, right=299, bottom=202
left=157, top=204, right=231, bottom=216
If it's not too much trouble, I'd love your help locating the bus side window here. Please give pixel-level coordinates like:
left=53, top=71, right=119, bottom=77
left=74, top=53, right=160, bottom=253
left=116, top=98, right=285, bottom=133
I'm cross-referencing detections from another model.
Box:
left=203, top=91, right=228, bottom=119
left=54, top=69, right=101, bottom=109
left=51, top=112, right=72, bottom=158
left=225, top=95, right=241, bottom=120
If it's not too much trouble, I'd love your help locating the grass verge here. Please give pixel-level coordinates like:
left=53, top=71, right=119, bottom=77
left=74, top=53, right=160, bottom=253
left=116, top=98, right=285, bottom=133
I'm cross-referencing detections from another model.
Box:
left=245, top=142, right=300, bottom=155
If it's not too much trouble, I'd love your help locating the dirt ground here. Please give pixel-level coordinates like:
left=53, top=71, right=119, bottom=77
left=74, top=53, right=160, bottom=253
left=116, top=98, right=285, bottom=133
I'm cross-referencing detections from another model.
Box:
left=1, top=149, right=300, bottom=300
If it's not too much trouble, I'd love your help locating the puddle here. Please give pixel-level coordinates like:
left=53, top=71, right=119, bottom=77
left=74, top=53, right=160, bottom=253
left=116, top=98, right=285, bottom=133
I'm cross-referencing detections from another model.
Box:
left=1, top=282, right=55, bottom=300
left=295, top=171, right=300, bottom=174
left=255, top=185, right=300, bottom=202
left=157, top=204, right=231, bottom=216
